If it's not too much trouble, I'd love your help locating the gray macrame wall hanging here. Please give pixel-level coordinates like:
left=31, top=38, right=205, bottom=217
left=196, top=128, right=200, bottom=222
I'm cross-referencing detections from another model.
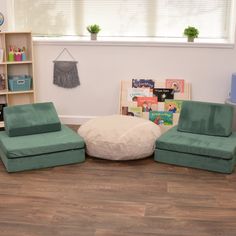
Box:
left=53, top=48, right=80, bottom=88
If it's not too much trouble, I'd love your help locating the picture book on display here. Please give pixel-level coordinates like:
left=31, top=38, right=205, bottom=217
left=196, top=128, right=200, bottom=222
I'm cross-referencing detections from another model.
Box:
left=127, top=88, right=152, bottom=102
left=137, top=97, right=158, bottom=112
left=149, top=111, right=173, bottom=126
left=164, top=100, right=183, bottom=113
left=132, top=79, right=155, bottom=89
left=165, top=79, right=185, bottom=93
left=128, top=107, right=143, bottom=117
left=153, top=88, right=174, bottom=102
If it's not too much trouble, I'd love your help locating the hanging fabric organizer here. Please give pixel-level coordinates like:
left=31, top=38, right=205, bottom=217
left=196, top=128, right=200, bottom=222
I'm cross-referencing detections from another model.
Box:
left=53, top=48, right=80, bottom=88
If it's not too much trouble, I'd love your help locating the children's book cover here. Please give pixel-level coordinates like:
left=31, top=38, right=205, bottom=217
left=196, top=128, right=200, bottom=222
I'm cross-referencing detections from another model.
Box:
left=128, top=107, right=143, bottom=117
left=149, top=111, right=173, bottom=125
left=132, top=79, right=155, bottom=89
left=137, top=97, right=158, bottom=112
left=127, top=88, right=152, bottom=102
left=153, top=88, right=174, bottom=102
left=164, top=100, right=183, bottom=113
left=165, top=79, right=185, bottom=93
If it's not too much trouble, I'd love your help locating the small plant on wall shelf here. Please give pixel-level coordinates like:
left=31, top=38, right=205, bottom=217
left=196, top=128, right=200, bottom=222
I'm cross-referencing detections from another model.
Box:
left=87, top=24, right=101, bottom=40
left=183, top=26, right=199, bottom=42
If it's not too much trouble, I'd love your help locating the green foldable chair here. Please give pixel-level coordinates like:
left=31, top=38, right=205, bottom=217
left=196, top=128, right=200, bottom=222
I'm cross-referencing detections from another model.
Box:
left=155, top=101, right=236, bottom=173
left=0, top=102, right=85, bottom=172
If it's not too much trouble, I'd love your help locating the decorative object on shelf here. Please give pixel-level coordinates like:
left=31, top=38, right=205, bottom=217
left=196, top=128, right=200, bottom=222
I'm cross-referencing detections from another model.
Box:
left=53, top=48, right=80, bottom=88
left=8, top=47, right=14, bottom=62
left=0, top=73, right=6, bottom=90
left=8, top=46, right=27, bottom=62
left=183, top=26, right=199, bottom=42
left=22, top=47, right=26, bottom=61
left=0, top=12, right=4, bottom=31
left=87, top=24, right=101, bottom=40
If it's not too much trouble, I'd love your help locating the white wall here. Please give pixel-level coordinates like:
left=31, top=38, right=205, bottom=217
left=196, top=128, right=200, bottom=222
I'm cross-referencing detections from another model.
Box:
left=1, top=0, right=236, bottom=124
left=33, top=41, right=236, bottom=124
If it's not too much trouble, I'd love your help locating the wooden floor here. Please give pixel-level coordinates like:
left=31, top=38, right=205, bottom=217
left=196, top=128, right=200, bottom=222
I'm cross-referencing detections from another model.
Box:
left=0, top=126, right=236, bottom=235
left=0, top=158, right=236, bottom=235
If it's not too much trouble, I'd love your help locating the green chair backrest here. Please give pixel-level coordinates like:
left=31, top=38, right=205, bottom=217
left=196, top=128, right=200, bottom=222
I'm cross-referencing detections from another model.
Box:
left=4, top=102, right=61, bottom=137
left=178, top=101, right=233, bottom=137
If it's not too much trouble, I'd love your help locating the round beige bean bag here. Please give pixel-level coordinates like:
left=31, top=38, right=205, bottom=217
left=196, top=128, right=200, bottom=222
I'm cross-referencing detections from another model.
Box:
left=78, top=115, right=162, bottom=160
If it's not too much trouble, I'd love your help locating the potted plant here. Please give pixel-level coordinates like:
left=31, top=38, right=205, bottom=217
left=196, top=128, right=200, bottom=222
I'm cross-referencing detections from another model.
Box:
left=87, top=24, right=101, bottom=40
left=183, top=26, right=199, bottom=42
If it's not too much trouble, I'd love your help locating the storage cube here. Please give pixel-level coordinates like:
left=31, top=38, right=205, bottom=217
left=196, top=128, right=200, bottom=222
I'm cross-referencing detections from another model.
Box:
left=8, top=75, right=32, bottom=91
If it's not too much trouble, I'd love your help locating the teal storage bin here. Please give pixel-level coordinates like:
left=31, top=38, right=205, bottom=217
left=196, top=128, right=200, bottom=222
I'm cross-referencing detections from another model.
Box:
left=8, top=75, right=32, bottom=91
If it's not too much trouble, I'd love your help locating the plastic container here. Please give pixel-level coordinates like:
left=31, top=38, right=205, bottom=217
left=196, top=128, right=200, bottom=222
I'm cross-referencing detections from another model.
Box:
left=14, top=53, right=22, bottom=61
left=8, top=52, right=14, bottom=62
left=230, top=73, right=236, bottom=103
left=8, top=75, right=32, bottom=91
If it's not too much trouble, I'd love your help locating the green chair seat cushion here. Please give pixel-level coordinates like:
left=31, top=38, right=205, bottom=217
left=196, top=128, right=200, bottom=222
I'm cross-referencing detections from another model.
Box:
left=0, top=125, right=84, bottom=159
left=156, top=126, right=236, bottom=160
left=4, top=102, right=61, bottom=137
left=178, top=101, right=233, bottom=137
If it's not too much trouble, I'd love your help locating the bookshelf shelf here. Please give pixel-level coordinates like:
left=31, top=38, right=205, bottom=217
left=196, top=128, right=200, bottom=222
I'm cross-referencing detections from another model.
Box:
left=0, top=32, right=36, bottom=127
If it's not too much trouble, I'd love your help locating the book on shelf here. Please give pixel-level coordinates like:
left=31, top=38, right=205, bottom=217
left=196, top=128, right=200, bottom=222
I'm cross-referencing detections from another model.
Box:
left=121, top=106, right=143, bottom=117
left=153, top=88, right=174, bottom=102
left=0, top=48, right=3, bottom=63
left=137, top=96, right=158, bottom=112
left=127, top=87, right=152, bottom=102
left=128, top=106, right=143, bottom=117
left=165, top=79, right=185, bottom=93
left=132, top=79, right=155, bottom=89
left=164, top=100, right=183, bottom=113
left=149, top=111, right=173, bottom=125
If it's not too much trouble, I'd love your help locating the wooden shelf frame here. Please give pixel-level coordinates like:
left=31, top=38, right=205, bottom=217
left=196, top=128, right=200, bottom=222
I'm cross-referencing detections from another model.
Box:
left=0, top=32, right=36, bottom=127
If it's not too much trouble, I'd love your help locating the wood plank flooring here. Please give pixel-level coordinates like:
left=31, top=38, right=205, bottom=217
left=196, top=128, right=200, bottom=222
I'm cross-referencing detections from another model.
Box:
left=0, top=127, right=236, bottom=235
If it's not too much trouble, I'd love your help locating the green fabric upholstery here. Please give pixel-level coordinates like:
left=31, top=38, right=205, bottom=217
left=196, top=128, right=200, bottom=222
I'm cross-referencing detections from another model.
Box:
left=4, top=102, right=61, bottom=137
left=0, top=148, right=85, bottom=173
left=178, top=101, right=233, bottom=137
left=155, top=101, right=236, bottom=173
left=156, top=126, right=236, bottom=160
left=0, top=125, right=85, bottom=172
left=155, top=149, right=235, bottom=174
left=0, top=102, right=86, bottom=172
left=0, top=125, right=84, bottom=159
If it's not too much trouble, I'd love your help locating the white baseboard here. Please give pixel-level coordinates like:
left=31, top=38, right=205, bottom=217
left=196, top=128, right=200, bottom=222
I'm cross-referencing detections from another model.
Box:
left=59, top=115, right=97, bottom=125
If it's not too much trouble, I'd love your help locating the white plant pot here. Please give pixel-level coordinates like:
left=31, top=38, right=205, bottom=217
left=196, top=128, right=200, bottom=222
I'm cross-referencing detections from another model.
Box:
left=187, top=37, right=195, bottom=42
left=91, top=33, right=97, bottom=40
